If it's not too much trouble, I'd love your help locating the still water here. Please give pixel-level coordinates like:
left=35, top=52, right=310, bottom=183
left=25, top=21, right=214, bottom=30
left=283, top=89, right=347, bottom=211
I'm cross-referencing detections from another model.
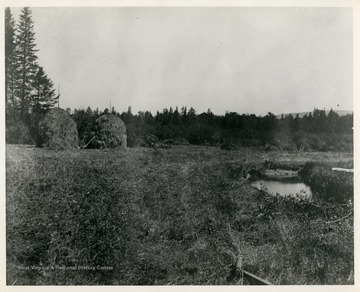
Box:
left=251, top=177, right=312, bottom=200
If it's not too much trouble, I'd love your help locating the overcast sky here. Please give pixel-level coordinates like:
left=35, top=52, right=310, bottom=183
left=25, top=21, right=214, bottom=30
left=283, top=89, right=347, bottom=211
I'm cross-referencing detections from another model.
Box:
left=10, top=7, right=352, bottom=116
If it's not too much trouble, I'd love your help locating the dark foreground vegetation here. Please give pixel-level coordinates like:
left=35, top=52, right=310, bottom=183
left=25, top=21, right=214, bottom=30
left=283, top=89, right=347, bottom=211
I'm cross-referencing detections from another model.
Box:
left=7, top=145, right=353, bottom=285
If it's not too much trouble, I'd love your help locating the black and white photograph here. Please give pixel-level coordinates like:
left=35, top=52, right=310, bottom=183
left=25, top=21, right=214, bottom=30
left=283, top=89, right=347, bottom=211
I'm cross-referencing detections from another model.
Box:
left=3, top=0, right=358, bottom=288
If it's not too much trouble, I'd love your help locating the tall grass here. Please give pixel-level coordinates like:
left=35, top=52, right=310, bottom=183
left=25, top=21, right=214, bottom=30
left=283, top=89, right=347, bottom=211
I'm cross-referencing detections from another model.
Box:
left=299, top=162, right=353, bottom=204
left=6, top=145, right=354, bottom=285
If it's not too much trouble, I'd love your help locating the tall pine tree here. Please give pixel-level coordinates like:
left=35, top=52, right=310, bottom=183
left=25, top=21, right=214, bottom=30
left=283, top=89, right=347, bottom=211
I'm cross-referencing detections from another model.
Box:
left=15, top=7, right=38, bottom=121
left=6, top=7, right=59, bottom=144
left=5, top=7, right=18, bottom=119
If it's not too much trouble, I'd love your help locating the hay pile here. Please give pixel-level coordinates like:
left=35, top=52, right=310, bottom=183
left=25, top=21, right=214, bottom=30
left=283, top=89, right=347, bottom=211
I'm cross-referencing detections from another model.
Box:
left=93, top=114, right=127, bottom=149
left=37, top=108, right=79, bottom=149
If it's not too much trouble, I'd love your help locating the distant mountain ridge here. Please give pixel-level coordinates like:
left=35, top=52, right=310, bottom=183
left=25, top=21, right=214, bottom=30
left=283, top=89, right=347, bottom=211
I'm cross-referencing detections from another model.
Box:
left=276, top=110, right=353, bottom=119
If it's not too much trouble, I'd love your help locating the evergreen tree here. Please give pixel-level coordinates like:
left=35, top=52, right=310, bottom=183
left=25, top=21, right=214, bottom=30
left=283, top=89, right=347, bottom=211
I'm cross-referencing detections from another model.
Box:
left=31, top=66, right=58, bottom=114
left=173, top=106, right=181, bottom=125
left=327, top=108, right=339, bottom=133
left=15, top=7, right=38, bottom=121
left=29, top=66, right=58, bottom=144
left=5, top=7, right=18, bottom=119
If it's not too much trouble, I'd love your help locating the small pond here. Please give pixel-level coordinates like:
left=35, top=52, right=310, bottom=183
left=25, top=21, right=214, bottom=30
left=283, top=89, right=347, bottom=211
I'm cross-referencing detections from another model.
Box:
left=251, top=177, right=313, bottom=200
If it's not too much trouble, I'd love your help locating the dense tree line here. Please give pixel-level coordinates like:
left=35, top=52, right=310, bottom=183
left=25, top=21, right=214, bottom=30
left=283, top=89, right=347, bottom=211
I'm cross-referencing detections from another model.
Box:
left=5, top=7, right=58, bottom=143
left=71, top=106, right=353, bottom=151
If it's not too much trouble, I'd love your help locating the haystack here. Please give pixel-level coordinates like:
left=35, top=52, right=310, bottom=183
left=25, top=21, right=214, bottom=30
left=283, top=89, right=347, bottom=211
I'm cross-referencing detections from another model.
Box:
left=93, top=114, right=127, bottom=149
left=37, top=108, right=79, bottom=149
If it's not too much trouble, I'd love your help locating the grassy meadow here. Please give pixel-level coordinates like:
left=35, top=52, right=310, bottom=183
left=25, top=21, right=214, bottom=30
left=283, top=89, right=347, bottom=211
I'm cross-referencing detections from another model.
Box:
left=6, top=144, right=354, bottom=285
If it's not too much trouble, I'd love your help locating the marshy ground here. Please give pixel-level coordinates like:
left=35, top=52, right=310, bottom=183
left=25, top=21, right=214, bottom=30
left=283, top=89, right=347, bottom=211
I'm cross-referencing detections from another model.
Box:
left=6, top=144, right=354, bottom=285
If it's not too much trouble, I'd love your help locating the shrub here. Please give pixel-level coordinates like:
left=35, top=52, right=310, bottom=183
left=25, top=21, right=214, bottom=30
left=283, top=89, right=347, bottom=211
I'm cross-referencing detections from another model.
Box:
left=173, top=137, right=190, bottom=145
left=220, top=141, right=237, bottom=151
left=141, top=135, right=159, bottom=148
left=299, top=162, right=353, bottom=204
left=6, top=120, right=33, bottom=144
left=292, top=130, right=311, bottom=151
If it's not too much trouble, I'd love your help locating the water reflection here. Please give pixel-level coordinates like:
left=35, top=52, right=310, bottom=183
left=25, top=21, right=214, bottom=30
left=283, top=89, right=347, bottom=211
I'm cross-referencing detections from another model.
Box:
left=251, top=177, right=312, bottom=200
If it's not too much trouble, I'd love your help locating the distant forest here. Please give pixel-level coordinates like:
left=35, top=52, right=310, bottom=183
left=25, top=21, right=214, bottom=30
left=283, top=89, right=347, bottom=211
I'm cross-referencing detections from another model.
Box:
left=70, top=106, right=353, bottom=152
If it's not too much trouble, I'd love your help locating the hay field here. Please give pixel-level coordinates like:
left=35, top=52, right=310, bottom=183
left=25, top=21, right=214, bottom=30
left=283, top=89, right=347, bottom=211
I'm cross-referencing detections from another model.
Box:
left=6, top=144, right=354, bottom=285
